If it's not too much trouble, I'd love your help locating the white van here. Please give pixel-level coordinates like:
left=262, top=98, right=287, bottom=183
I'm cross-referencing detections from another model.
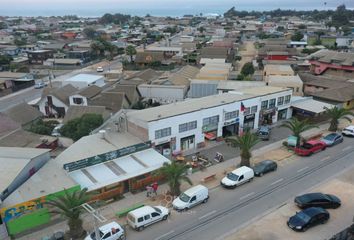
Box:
left=127, top=205, right=169, bottom=231
left=221, top=166, right=254, bottom=188
left=172, top=185, right=209, bottom=211
left=85, top=221, right=125, bottom=240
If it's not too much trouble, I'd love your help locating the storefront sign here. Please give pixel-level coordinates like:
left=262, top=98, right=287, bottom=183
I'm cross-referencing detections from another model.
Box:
left=244, top=114, right=255, bottom=121
left=223, top=118, right=240, bottom=126
left=261, top=108, right=276, bottom=115
left=63, top=141, right=152, bottom=172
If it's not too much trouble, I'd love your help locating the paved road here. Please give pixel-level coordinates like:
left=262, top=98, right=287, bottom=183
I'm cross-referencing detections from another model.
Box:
left=125, top=137, right=354, bottom=240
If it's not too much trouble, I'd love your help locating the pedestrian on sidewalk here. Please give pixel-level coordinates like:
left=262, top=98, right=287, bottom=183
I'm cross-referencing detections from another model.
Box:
left=152, top=182, right=159, bottom=196
left=146, top=185, right=153, bottom=197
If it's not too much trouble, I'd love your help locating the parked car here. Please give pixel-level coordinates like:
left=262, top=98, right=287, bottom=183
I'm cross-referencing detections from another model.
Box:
left=287, top=207, right=329, bottom=232
left=252, top=160, right=277, bottom=177
left=342, top=125, right=354, bottom=137
left=34, top=81, right=47, bottom=89
left=127, top=206, right=169, bottom=231
left=257, top=125, right=271, bottom=140
left=221, top=166, right=254, bottom=188
left=321, top=133, right=343, bottom=146
left=294, top=140, right=326, bottom=156
left=172, top=185, right=209, bottom=211
left=294, top=192, right=341, bottom=209
left=96, top=66, right=104, bottom=72
left=85, top=221, right=125, bottom=240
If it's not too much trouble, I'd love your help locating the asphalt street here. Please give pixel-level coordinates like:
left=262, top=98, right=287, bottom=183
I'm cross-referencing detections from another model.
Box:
left=125, top=136, right=354, bottom=240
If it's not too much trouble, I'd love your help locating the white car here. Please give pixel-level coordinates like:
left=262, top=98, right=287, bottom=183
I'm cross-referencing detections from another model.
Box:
left=127, top=206, right=169, bottom=231
left=342, top=125, right=354, bottom=137
left=221, top=166, right=254, bottom=188
left=85, top=221, right=125, bottom=240
left=96, top=67, right=104, bottom=72
left=34, top=82, right=47, bottom=89
left=172, top=185, right=209, bottom=211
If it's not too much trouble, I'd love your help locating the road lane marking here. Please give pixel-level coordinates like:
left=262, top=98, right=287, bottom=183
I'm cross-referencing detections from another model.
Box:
left=270, top=178, right=284, bottom=186
left=155, top=230, right=175, bottom=240
left=198, top=210, right=216, bottom=220
left=342, top=146, right=352, bottom=152
left=320, top=156, right=331, bottom=162
left=297, top=166, right=309, bottom=173
left=240, top=192, right=255, bottom=200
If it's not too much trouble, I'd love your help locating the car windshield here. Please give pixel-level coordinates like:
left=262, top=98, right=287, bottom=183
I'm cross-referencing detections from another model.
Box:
left=324, top=134, right=337, bottom=140
left=254, top=163, right=266, bottom=171
left=179, top=193, right=190, bottom=203
left=227, top=172, right=239, bottom=181
left=153, top=207, right=162, bottom=213
left=90, top=231, right=104, bottom=240
left=296, top=212, right=311, bottom=222
left=259, top=131, right=268, bottom=135
left=302, top=143, right=313, bottom=149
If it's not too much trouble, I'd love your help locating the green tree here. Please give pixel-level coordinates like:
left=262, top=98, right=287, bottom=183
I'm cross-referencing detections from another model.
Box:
left=291, top=31, right=304, bottom=41
left=83, top=27, right=97, bottom=39
left=125, top=45, right=137, bottom=62
left=280, top=118, right=317, bottom=146
left=61, top=114, right=103, bottom=141
left=156, top=161, right=192, bottom=196
left=241, top=62, right=255, bottom=76
left=47, top=188, right=90, bottom=239
left=226, top=131, right=260, bottom=167
left=324, top=106, right=354, bottom=132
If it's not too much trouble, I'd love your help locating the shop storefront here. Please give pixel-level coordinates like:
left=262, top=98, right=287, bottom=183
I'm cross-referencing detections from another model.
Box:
left=222, top=118, right=240, bottom=137
left=243, top=114, right=255, bottom=131
left=277, top=108, right=288, bottom=121
left=202, top=115, right=219, bottom=141
left=181, top=135, right=195, bottom=151
left=154, top=140, right=172, bottom=157
left=259, top=108, right=276, bottom=125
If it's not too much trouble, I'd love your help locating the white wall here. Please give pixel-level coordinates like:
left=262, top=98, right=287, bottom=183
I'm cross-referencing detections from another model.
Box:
left=38, top=95, right=69, bottom=116
left=63, top=77, right=105, bottom=90
left=138, top=85, right=188, bottom=103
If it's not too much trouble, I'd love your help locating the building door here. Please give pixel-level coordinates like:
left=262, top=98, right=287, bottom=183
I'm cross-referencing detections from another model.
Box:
left=181, top=135, right=195, bottom=151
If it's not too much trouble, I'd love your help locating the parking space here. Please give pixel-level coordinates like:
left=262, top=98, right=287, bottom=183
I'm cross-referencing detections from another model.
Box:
left=224, top=166, right=354, bottom=240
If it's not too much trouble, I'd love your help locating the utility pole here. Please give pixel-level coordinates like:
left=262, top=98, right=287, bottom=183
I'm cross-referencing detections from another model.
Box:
left=82, top=203, right=106, bottom=240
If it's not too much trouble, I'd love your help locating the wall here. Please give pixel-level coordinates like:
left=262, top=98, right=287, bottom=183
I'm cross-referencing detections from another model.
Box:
left=0, top=151, right=50, bottom=201
left=38, top=95, right=69, bottom=116
left=138, top=84, right=187, bottom=102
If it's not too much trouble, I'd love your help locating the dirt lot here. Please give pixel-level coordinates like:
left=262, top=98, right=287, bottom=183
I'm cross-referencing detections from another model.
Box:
left=224, top=167, right=354, bottom=240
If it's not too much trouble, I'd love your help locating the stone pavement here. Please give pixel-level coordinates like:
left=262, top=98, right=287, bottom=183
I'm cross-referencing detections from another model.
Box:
left=15, top=122, right=331, bottom=240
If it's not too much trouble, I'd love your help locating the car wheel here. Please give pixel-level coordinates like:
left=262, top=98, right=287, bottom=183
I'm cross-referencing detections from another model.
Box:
left=162, top=215, right=168, bottom=220
left=203, top=196, right=209, bottom=203
left=119, top=235, right=126, bottom=240
left=138, top=226, right=144, bottom=231
left=302, top=226, right=309, bottom=232
left=259, top=173, right=264, bottom=177
left=321, top=219, right=328, bottom=224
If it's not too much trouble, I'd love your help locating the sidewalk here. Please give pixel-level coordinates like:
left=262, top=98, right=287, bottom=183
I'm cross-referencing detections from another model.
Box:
left=15, top=122, right=331, bottom=239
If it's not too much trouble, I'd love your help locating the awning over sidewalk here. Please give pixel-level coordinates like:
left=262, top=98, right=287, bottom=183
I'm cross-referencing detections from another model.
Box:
left=291, top=98, right=335, bottom=114
left=68, top=148, right=171, bottom=191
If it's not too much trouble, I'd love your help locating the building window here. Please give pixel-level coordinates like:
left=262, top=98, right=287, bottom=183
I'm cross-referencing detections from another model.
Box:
left=73, top=97, right=83, bottom=104
left=269, top=98, right=276, bottom=108
left=179, top=121, right=197, bottom=133
left=225, top=110, right=239, bottom=120
left=285, top=95, right=291, bottom=104
left=155, top=127, right=171, bottom=139
left=203, top=115, right=219, bottom=126
left=251, top=106, right=258, bottom=113
left=277, top=96, right=284, bottom=106
left=244, top=107, right=251, bottom=115
left=261, top=100, right=268, bottom=109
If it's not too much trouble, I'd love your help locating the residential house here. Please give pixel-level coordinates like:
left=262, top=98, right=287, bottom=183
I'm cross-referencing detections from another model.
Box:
left=4, top=103, right=43, bottom=127
left=63, top=74, right=106, bottom=90
left=89, top=92, right=130, bottom=113
left=135, top=52, right=165, bottom=66
left=0, top=72, right=34, bottom=96
left=27, top=50, right=53, bottom=64
left=63, top=105, right=110, bottom=124
left=267, top=75, right=304, bottom=96
left=38, top=84, right=78, bottom=117
left=200, top=47, right=230, bottom=62
left=263, top=64, right=295, bottom=80
left=69, top=85, right=102, bottom=106
left=106, top=84, right=141, bottom=106
left=120, top=68, right=163, bottom=85
left=311, top=84, right=354, bottom=109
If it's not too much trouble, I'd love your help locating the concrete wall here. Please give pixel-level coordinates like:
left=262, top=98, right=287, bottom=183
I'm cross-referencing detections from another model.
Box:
left=138, top=84, right=187, bottom=103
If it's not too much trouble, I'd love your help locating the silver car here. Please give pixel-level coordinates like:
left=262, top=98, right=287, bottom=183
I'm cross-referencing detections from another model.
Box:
left=321, top=133, right=343, bottom=146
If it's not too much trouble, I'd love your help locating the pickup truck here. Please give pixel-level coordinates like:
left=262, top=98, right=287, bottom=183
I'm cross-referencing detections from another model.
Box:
left=295, top=140, right=326, bottom=156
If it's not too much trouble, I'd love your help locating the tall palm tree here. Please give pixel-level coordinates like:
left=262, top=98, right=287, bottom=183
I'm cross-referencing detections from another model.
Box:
left=280, top=118, right=317, bottom=146
left=125, top=45, right=137, bottom=63
left=324, top=106, right=354, bottom=132
left=226, top=130, right=260, bottom=167
left=156, top=161, right=192, bottom=196
left=47, top=188, right=90, bottom=239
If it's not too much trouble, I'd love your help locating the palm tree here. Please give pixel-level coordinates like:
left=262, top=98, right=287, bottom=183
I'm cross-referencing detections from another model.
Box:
left=47, top=188, right=90, bottom=239
left=125, top=45, right=137, bottom=63
left=226, top=130, right=260, bottom=167
left=324, top=106, right=354, bottom=132
left=156, top=161, right=192, bottom=196
left=280, top=118, right=317, bottom=146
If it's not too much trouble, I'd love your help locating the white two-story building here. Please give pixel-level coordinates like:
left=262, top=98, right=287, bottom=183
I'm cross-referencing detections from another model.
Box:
left=127, top=86, right=292, bottom=155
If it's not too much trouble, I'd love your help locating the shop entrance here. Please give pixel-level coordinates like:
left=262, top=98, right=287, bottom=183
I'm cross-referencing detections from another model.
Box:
left=181, top=135, right=195, bottom=151
left=222, top=123, right=239, bottom=137
left=243, top=114, right=255, bottom=131
left=155, top=142, right=171, bottom=157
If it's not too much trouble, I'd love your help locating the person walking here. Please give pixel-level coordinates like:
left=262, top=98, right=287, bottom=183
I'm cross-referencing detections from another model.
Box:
left=152, top=182, right=159, bottom=196
left=146, top=185, right=153, bottom=197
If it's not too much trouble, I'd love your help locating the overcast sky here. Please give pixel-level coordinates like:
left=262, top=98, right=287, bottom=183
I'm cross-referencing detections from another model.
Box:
left=1, top=0, right=353, bottom=16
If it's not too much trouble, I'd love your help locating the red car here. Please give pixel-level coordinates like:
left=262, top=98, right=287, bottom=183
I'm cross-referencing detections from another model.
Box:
left=295, top=140, right=326, bottom=156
